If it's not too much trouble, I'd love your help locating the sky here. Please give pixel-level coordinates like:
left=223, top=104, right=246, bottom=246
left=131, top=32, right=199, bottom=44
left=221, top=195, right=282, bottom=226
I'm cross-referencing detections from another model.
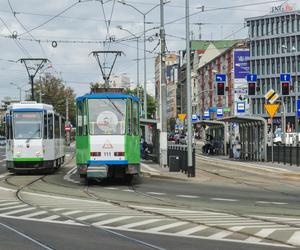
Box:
left=0, top=0, right=299, bottom=101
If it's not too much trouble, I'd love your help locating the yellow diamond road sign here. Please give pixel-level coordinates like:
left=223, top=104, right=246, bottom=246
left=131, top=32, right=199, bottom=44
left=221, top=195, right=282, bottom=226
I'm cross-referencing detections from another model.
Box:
left=264, top=103, right=280, bottom=118
left=264, top=89, right=279, bottom=104
left=178, top=114, right=186, bottom=122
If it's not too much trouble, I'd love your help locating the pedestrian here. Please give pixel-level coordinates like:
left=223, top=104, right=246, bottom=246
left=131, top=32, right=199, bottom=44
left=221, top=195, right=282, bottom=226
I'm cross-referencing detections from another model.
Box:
left=233, top=136, right=241, bottom=160
left=140, top=137, right=145, bottom=159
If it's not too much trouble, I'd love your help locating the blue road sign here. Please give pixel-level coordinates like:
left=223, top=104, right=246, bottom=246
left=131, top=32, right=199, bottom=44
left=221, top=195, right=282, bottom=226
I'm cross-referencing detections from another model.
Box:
left=192, top=114, right=198, bottom=121
left=197, top=114, right=201, bottom=120
left=297, top=100, right=300, bottom=117
left=217, top=108, right=223, bottom=118
left=246, top=74, right=257, bottom=82
left=280, top=73, right=291, bottom=82
left=204, top=111, right=210, bottom=119
left=237, top=102, right=245, bottom=113
left=215, top=74, right=226, bottom=82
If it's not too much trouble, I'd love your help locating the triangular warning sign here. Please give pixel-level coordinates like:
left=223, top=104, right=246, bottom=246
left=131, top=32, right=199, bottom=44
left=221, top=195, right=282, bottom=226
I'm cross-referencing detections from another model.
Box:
left=264, top=103, right=280, bottom=118
left=103, top=140, right=113, bottom=149
left=178, top=113, right=186, bottom=122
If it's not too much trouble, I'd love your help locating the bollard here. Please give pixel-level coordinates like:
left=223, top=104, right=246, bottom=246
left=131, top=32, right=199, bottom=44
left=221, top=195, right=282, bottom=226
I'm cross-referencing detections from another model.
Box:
left=283, top=144, right=286, bottom=165
left=297, top=144, right=300, bottom=167
left=290, top=144, right=292, bottom=166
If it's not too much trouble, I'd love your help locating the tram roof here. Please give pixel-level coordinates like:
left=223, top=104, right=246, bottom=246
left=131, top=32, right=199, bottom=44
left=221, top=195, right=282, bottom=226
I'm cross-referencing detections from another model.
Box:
left=8, top=102, right=53, bottom=112
left=76, top=93, right=139, bottom=102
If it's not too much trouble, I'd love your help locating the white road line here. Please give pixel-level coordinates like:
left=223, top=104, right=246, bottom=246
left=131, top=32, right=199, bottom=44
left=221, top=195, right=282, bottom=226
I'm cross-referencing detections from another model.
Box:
left=176, top=195, right=199, bottom=198
left=116, top=219, right=163, bottom=229
left=0, top=204, right=27, bottom=211
left=77, top=213, right=107, bottom=221
left=146, top=222, right=188, bottom=233
left=51, top=208, right=66, bottom=212
left=230, top=225, right=288, bottom=230
left=147, top=192, right=166, bottom=196
left=62, top=210, right=82, bottom=216
left=93, top=216, right=134, bottom=226
left=210, top=222, right=275, bottom=226
left=3, top=207, right=35, bottom=215
left=0, top=222, right=54, bottom=250
left=245, top=236, right=263, bottom=243
left=175, top=225, right=207, bottom=236
left=256, top=201, right=288, bottom=205
left=208, top=230, right=233, bottom=239
left=20, top=211, right=48, bottom=218
left=0, top=202, right=20, bottom=207
left=0, top=159, right=6, bottom=163
left=254, top=228, right=278, bottom=240
left=104, top=187, right=119, bottom=190
left=41, top=215, right=60, bottom=221
left=211, top=198, right=238, bottom=202
left=122, top=189, right=134, bottom=192
left=288, top=231, right=300, bottom=245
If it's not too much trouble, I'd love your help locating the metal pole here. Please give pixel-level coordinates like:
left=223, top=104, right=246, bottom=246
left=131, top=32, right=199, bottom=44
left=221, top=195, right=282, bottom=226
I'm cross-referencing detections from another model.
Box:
left=30, top=75, right=34, bottom=101
left=271, top=118, right=274, bottom=163
left=295, top=54, right=298, bottom=145
left=19, top=87, right=21, bottom=102
left=137, top=37, right=140, bottom=100
left=160, top=0, right=167, bottom=167
left=143, top=14, right=147, bottom=119
left=185, top=0, right=193, bottom=171
left=282, top=97, right=286, bottom=144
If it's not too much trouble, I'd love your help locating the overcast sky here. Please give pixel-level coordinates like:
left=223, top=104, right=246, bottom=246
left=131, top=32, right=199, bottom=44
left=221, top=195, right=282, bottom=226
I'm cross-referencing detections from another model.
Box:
left=0, top=0, right=298, bottom=101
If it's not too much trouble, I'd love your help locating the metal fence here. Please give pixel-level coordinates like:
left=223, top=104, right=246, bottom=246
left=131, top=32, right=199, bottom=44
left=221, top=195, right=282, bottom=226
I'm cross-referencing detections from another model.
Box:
left=267, top=145, right=300, bottom=166
left=167, top=145, right=195, bottom=177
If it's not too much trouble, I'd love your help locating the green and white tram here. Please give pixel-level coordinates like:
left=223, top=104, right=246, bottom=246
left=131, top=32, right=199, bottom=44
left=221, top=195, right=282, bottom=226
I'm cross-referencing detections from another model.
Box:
left=6, top=102, right=65, bottom=173
left=76, top=93, right=140, bottom=180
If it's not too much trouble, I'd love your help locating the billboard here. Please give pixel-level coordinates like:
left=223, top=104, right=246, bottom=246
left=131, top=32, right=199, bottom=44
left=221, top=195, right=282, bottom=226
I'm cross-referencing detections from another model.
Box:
left=234, top=50, right=250, bottom=79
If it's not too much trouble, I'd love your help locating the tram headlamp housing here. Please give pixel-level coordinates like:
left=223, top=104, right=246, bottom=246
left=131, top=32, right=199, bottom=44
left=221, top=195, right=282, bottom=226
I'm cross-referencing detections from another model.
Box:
left=90, top=152, right=101, bottom=157
left=36, top=151, right=41, bottom=157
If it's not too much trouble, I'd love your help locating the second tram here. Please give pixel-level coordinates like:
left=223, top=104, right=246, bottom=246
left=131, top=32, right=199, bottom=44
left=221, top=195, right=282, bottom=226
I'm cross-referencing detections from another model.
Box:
left=76, top=92, right=140, bottom=180
left=6, top=102, right=65, bottom=173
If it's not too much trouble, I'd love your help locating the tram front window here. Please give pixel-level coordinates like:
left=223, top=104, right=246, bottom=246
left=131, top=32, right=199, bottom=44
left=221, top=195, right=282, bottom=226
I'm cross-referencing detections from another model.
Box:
left=88, top=99, right=126, bottom=135
left=13, top=112, right=42, bottom=139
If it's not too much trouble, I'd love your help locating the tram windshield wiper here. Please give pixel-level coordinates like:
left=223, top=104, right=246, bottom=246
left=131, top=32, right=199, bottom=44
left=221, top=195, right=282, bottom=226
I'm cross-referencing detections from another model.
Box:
left=106, top=97, right=124, bottom=117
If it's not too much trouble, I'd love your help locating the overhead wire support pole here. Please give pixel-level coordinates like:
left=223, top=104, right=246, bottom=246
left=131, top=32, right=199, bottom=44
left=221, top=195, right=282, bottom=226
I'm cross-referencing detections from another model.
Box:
left=18, top=58, right=49, bottom=101
left=185, top=0, right=194, bottom=176
left=160, top=0, right=167, bottom=167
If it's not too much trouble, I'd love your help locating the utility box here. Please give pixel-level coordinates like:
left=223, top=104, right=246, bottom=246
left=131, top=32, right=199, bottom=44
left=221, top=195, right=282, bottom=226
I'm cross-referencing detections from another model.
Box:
left=169, top=155, right=180, bottom=172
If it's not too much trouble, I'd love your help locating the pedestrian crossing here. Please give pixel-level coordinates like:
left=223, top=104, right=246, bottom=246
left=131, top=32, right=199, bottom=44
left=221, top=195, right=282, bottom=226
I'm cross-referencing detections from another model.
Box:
left=0, top=188, right=298, bottom=248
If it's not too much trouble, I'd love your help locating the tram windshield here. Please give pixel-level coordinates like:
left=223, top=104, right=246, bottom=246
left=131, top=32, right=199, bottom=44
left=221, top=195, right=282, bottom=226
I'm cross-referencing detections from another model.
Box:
left=88, top=99, right=126, bottom=135
left=13, top=112, right=42, bottom=139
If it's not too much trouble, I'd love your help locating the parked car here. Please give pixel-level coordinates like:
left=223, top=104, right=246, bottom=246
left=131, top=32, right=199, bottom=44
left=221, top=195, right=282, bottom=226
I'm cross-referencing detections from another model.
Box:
left=168, top=132, right=175, bottom=141
left=0, top=136, right=6, bottom=146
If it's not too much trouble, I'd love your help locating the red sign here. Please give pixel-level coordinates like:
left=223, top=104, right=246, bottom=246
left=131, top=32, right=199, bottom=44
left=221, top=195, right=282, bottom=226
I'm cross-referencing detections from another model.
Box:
left=65, top=125, right=71, bottom=131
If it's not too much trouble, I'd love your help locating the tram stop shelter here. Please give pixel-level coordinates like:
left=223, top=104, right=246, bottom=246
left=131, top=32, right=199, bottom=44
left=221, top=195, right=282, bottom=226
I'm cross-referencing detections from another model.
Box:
left=193, top=120, right=228, bottom=155
left=220, top=116, right=268, bottom=162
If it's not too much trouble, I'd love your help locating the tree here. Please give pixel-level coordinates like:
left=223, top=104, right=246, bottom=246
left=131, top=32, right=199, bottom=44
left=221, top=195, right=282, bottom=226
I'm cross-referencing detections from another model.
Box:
left=33, top=74, right=76, bottom=125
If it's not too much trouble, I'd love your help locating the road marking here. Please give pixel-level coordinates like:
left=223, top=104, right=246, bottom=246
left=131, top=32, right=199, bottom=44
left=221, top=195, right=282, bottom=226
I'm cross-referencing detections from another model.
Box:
left=116, top=219, right=163, bottom=229
left=0, top=204, right=27, bottom=211
left=0, top=159, right=6, bottom=163
left=62, top=210, right=82, bottom=216
left=63, top=167, right=80, bottom=184
left=176, top=195, right=199, bottom=198
left=147, top=192, right=166, bottom=196
left=0, top=222, right=54, bottom=250
left=3, top=207, right=35, bottom=215
left=288, top=231, right=300, bottom=245
left=41, top=215, right=60, bottom=220
left=77, top=213, right=107, bottom=221
left=104, top=187, right=119, bottom=190
left=122, top=189, right=134, bottom=192
left=93, top=216, right=134, bottom=226
left=20, top=211, right=47, bottom=218
left=211, top=198, right=238, bottom=202
left=208, top=230, right=234, bottom=239
left=256, top=201, right=288, bottom=205
left=0, top=202, right=20, bottom=207
left=51, top=208, right=66, bottom=212
left=175, top=225, right=207, bottom=236
left=146, top=222, right=188, bottom=233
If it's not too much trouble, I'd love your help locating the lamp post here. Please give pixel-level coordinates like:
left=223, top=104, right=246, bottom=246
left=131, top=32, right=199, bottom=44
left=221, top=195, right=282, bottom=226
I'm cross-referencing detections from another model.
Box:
left=117, top=25, right=140, bottom=100
left=9, top=82, right=23, bottom=101
left=117, top=0, right=170, bottom=118
left=292, top=46, right=299, bottom=145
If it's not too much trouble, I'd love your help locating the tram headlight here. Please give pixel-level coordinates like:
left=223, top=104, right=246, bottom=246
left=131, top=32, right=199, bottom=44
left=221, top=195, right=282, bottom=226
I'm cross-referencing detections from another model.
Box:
left=36, top=151, right=41, bottom=157
left=16, top=151, right=21, bottom=157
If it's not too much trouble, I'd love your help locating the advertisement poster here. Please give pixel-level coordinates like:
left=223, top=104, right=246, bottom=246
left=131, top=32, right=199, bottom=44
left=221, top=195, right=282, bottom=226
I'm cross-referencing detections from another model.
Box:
left=234, top=50, right=250, bottom=79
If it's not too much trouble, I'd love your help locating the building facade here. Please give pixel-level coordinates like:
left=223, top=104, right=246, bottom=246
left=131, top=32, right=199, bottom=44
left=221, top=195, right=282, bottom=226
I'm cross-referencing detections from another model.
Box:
left=246, top=8, right=300, bottom=131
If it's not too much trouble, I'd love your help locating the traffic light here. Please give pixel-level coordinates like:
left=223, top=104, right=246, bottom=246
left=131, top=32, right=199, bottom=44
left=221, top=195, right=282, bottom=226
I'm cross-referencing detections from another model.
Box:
left=217, top=82, right=225, bottom=95
left=248, top=82, right=256, bottom=95
left=281, top=82, right=290, bottom=95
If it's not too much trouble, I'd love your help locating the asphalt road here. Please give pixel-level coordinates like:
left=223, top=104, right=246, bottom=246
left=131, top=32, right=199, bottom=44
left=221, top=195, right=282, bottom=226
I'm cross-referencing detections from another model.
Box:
left=0, top=146, right=6, bottom=175
left=0, top=217, right=289, bottom=250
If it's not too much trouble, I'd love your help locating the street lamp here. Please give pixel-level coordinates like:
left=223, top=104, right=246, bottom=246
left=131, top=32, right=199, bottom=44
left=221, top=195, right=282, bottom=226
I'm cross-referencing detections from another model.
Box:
left=10, top=82, right=25, bottom=102
left=117, top=25, right=140, bottom=100
left=117, top=0, right=171, bottom=119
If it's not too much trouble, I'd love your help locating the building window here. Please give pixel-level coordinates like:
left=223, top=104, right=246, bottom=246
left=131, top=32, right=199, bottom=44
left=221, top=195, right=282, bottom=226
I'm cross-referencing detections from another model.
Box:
left=276, top=20, right=279, bottom=34
left=281, top=57, right=286, bottom=73
left=292, top=17, right=295, bottom=32
left=256, top=42, right=260, bottom=56
left=251, top=22, right=255, bottom=37
left=256, top=21, right=260, bottom=37
left=287, top=57, right=291, bottom=72
left=261, top=60, right=265, bottom=75
left=271, top=20, right=274, bottom=35
left=276, top=58, right=280, bottom=74
left=271, top=39, right=275, bottom=54
left=251, top=42, right=255, bottom=56
left=261, top=41, right=265, bottom=55
left=276, top=38, right=280, bottom=54
left=271, top=58, right=275, bottom=74
left=261, top=20, right=265, bottom=36
left=287, top=18, right=290, bottom=33
left=266, top=59, right=270, bottom=75
left=297, top=35, right=300, bottom=51
left=266, top=40, right=270, bottom=55
left=257, top=61, right=260, bottom=75
left=281, top=18, right=285, bottom=33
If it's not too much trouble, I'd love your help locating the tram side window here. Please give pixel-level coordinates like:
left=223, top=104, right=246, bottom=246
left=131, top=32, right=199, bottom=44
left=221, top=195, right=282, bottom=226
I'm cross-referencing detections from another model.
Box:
left=127, top=100, right=132, bottom=135
left=54, top=114, right=60, bottom=139
left=43, top=113, right=48, bottom=139
left=77, top=102, right=83, bottom=136
left=48, top=114, right=53, bottom=139
left=5, top=114, right=12, bottom=139
left=83, top=102, right=88, bottom=136
left=132, top=102, right=139, bottom=136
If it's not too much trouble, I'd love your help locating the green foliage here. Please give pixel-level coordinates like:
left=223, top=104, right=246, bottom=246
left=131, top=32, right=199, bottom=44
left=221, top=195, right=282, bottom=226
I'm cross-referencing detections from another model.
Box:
left=33, top=74, right=76, bottom=125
